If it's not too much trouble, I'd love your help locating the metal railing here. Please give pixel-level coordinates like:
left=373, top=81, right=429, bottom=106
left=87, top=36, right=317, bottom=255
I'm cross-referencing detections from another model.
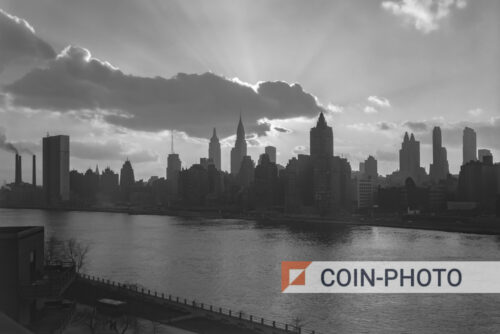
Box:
left=78, top=273, right=320, bottom=334
left=20, top=263, right=76, bottom=299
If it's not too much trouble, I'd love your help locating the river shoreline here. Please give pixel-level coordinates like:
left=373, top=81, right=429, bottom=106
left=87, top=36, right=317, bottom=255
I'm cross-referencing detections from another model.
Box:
left=1, top=205, right=499, bottom=235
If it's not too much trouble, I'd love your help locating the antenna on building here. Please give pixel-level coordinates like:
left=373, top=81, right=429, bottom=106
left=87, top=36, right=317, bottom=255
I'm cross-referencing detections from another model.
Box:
left=171, top=130, right=174, bottom=154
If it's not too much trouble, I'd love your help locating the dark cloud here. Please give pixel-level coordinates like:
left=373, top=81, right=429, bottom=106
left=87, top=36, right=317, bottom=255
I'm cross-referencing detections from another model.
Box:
left=71, top=140, right=157, bottom=163
left=377, top=122, right=396, bottom=131
left=274, top=126, right=291, bottom=133
left=5, top=46, right=325, bottom=139
left=0, top=9, right=55, bottom=72
left=403, top=121, right=428, bottom=133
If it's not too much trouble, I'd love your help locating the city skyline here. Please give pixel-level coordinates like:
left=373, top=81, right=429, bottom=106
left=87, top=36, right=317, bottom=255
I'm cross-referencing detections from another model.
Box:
left=0, top=1, right=499, bottom=183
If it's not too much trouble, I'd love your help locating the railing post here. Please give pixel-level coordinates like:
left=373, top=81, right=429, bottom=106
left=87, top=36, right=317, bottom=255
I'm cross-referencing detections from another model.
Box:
left=201, top=303, right=204, bottom=309
left=229, top=310, right=232, bottom=316
left=261, top=318, right=264, bottom=324
left=285, top=324, right=288, bottom=331
left=210, top=305, right=213, bottom=311
left=155, top=291, right=157, bottom=297
left=192, top=301, right=195, bottom=307
left=250, top=315, right=253, bottom=322
left=184, top=299, right=187, bottom=304
left=162, top=293, right=164, bottom=299
left=239, top=312, right=242, bottom=319
left=148, top=289, right=150, bottom=295
left=273, top=321, right=275, bottom=328
left=219, top=307, right=222, bottom=314
left=176, top=297, right=179, bottom=302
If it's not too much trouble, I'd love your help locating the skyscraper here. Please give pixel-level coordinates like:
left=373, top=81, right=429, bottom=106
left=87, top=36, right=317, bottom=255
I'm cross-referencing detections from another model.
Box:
left=364, top=155, right=378, bottom=179
left=399, top=132, right=420, bottom=177
left=208, top=128, right=221, bottom=171
left=265, top=146, right=277, bottom=163
left=478, top=149, right=492, bottom=163
left=463, top=127, right=477, bottom=165
left=167, top=154, right=181, bottom=196
left=230, top=116, right=247, bottom=175
left=43, top=135, right=70, bottom=204
left=310, top=112, right=333, bottom=158
left=310, top=112, right=335, bottom=214
left=429, top=126, right=449, bottom=182
left=120, top=159, right=135, bottom=189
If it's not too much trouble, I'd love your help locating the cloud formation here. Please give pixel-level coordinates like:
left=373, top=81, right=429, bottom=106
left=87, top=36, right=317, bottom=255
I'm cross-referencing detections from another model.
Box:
left=5, top=46, right=325, bottom=139
left=382, top=0, right=467, bottom=33
left=71, top=140, right=158, bottom=163
left=403, top=120, right=428, bottom=132
left=0, top=9, right=55, bottom=72
left=368, top=95, right=391, bottom=108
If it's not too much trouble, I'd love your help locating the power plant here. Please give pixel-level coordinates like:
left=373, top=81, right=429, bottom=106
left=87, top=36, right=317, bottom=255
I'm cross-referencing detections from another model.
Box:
left=13, top=153, right=37, bottom=186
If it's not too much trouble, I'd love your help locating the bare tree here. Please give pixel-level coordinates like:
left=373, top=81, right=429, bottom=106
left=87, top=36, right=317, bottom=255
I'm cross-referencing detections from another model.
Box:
left=72, top=306, right=100, bottom=334
left=65, top=238, right=91, bottom=272
left=45, top=235, right=64, bottom=264
left=292, top=315, right=308, bottom=333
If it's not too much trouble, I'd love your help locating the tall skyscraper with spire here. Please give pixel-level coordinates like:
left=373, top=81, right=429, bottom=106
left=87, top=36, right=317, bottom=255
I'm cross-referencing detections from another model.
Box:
left=209, top=128, right=221, bottom=171
left=429, top=126, right=449, bottom=182
left=230, top=116, right=247, bottom=175
left=310, top=112, right=333, bottom=158
left=463, top=127, right=477, bottom=165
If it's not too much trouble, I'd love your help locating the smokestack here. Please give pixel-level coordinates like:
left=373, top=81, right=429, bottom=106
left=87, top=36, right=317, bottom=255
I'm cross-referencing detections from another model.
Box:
left=15, top=154, right=22, bottom=185
left=32, top=155, right=36, bottom=186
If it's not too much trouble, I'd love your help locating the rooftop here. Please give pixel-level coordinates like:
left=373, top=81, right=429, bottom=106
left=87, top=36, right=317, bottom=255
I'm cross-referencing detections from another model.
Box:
left=0, top=226, right=44, bottom=240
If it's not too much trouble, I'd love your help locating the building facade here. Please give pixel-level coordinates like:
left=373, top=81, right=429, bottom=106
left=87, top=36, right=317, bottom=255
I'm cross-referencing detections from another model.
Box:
left=43, top=135, right=70, bottom=205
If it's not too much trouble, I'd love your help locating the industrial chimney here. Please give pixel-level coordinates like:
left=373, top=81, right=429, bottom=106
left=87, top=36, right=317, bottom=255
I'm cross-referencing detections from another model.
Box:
left=15, top=154, right=22, bottom=185
left=32, top=155, right=36, bottom=186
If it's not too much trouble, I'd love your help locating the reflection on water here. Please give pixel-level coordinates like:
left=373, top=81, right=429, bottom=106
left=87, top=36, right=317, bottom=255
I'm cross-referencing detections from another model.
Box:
left=2, top=208, right=500, bottom=333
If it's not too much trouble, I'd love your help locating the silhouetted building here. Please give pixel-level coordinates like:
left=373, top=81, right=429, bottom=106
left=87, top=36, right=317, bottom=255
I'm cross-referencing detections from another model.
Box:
left=310, top=112, right=333, bottom=158
left=167, top=153, right=181, bottom=199
left=230, top=116, right=247, bottom=175
left=209, top=128, right=221, bottom=171
left=265, top=146, right=277, bottom=163
left=478, top=149, right=492, bottom=163
left=400, top=132, right=420, bottom=177
left=100, top=167, right=119, bottom=195
left=179, top=164, right=209, bottom=206
left=0, top=226, right=44, bottom=326
left=359, top=162, right=365, bottom=174
left=238, top=155, right=255, bottom=187
left=357, top=177, right=376, bottom=209
left=254, top=154, right=279, bottom=209
left=364, top=155, right=378, bottom=179
left=429, top=126, right=449, bottom=182
left=120, top=159, right=135, bottom=192
left=463, top=127, right=477, bottom=165
left=458, top=159, right=497, bottom=212
left=43, top=135, right=70, bottom=205
left=284, top=154, right=314, bottom=214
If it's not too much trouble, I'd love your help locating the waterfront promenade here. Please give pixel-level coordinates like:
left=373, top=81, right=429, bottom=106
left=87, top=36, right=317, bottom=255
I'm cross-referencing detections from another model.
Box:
left=66, top=273, right=320, bottom=334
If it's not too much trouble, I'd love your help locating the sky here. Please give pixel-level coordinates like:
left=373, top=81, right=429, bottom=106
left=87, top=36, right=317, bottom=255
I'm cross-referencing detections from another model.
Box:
left=0, top=0, right=499, bottom=184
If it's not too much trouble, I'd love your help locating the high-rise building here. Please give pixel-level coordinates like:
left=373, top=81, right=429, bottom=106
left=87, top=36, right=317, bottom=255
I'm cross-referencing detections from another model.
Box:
left=230, top=116, right=247, bottom=175
left=166, top=153, right=181, bottom=197
left=238, top=155, right=255, bottom=187
left=429, top=126, right=449, bottom=182
left=478, top=149, right=492, bottom=163
left=399, top=132, right=421, bottom=180
left=463, top=127, right=477, bottom=165
left=120, top=159, right=135, bottom=189
left=310, top=112, right=336, bottom=214
left=265, top=146, right=277, bottom=163
left=364, top=155, right=378, bottom=179
left=209, top=128, right=221, bottom=171
left=310, top=112, right=333, bottom=158
left=43, top=135, right=70, bottom=204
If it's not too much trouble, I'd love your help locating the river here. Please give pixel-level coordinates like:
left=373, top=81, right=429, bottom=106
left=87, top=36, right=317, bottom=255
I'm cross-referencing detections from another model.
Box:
left=2, top=208, right=500, bottom=333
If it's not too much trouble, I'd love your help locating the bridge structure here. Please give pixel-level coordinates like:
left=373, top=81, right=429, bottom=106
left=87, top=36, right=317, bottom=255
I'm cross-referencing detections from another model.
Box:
left=67, top=273, right=322, bottom=334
